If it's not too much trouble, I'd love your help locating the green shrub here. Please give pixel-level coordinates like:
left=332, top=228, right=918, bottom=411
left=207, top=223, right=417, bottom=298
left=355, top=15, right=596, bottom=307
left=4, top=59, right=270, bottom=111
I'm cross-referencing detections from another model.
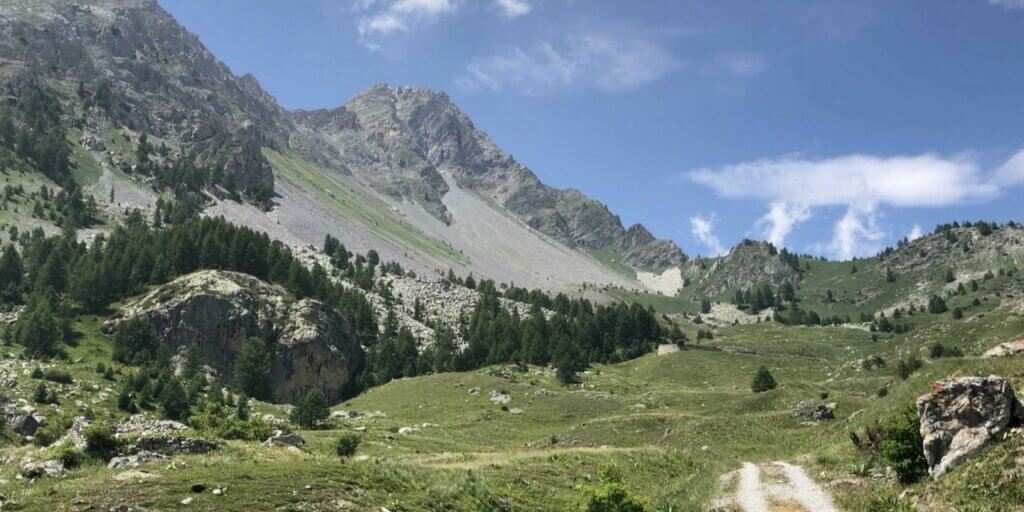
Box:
left=84, top=422, right=120, bottom=460
left=577, top=464, right=646, bottom=512
left=33, top=416, right=72, bottom=447
left=878, top=407, right=928, bottom=485
left=896, top=357, right=923, bottom=380
left=751, top=366, right=777, bottom=393
left=42, top=368, right=73, bottom=384
left=56, top=445, right=84, bottom=469
left=335, top=432, right=361, bottom=458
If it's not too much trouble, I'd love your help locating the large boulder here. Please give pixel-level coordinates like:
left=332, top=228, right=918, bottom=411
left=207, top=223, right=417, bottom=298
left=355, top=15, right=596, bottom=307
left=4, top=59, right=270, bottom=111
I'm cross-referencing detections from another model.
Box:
left=917, top=376, right=1024, bottom=478
left=108, top=270, right=364, bottom=404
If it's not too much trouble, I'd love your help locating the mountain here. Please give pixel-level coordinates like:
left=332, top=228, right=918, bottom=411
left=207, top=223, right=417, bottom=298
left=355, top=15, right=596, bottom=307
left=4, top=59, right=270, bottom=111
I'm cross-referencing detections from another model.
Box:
left=0, top=0, right=684, bottom=292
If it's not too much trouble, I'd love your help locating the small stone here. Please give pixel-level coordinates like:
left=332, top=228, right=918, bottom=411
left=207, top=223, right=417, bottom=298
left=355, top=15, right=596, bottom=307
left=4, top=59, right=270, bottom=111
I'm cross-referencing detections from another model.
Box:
left=180, top=497, right=193, bottom=505
left=212, top=488, right=223, bottom=496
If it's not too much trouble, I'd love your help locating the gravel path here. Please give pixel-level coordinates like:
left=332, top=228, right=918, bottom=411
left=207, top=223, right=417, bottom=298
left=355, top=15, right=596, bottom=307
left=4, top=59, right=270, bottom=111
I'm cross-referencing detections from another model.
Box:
left=723, top=461, right=837, bottom=512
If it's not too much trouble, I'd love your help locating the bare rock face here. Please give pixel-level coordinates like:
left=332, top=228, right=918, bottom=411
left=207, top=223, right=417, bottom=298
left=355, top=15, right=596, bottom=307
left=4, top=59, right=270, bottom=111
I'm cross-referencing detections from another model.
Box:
left=110, top=270, right=364, bottom=404
left=983, top=339, right=1024, bottom=358
left=0, top=0, right=280, bottom=197
left=917, top=376, right=1024, bottom=478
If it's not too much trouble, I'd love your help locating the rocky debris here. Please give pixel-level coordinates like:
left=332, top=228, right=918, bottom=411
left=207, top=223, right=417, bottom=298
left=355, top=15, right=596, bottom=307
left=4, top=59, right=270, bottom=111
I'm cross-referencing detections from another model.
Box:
left=133, top=436, right=219, bottom=455
left=116, top=415, right=188, bottom=437
left=791, top=401, right=836, bottom=422
left=109, top=270, right=365, bottom=403
left=983, top=339, right=1024, bottom=358
left=108, top=451, right=169, bottom=470
left=78, top=134, right=106, bottom=152
left=58, top=417, right=91, bottom=448
left=113, top=469, right=161, bottom=481
left=384, top=274, right=538, bottom=345
left=508, top=408, right=523, bottom=415
left=657, top=344, right=681, bottom=356
left=467, top=387, right=480, bottom=396
left=10, top=413, right=41, bottom=436
left=917, top=376, right=1024, bottom=478
left=264, top=431, right=305, bottom=448
left=489, top=390, right=511, bottom=405
left=20, top=459, right=63, bottom=479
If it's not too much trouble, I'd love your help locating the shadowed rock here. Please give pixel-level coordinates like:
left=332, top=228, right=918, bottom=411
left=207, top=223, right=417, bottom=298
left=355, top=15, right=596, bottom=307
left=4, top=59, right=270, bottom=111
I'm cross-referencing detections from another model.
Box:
left=917, top=375, right=1024, bottom=478
left=109, top=270, right=364, bottom=404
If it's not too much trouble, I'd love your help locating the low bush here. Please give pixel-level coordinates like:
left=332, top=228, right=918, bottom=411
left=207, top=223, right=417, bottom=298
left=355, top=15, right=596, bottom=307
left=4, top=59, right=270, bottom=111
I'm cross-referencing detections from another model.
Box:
left=335, top=432, right=361, bottom=458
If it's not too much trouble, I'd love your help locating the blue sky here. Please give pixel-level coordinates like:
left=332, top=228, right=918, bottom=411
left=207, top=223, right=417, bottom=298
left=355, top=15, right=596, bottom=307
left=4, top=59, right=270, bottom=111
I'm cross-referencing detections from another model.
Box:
left=159, top=0, right=1024, bottom=260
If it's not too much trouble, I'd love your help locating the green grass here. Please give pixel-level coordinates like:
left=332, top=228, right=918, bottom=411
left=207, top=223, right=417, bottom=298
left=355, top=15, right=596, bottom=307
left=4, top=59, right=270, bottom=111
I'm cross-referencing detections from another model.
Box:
left=67, top=130, right=103, bottom=187
left=2, top=266, right=1023, bottom=510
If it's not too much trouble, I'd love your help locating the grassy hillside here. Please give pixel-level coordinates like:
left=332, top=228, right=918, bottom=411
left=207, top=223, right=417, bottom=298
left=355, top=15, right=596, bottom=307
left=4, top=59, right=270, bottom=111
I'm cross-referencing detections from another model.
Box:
left=5, top=267, right=1023, bottom=510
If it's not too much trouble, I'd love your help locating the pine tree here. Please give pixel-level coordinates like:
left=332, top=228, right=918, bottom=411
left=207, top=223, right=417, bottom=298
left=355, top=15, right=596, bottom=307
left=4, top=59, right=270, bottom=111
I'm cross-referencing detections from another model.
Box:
left=10, top=294, right=61, bottom=358
left=233, top=337, right=272, bottom=401
left=111, top=317, right=159, bottom=364
left=751, top=366, right=777, bottom=393
left=0, top=243, right=23, bottom=302
left=159, top=375, right=191, bottom=421
left=0, top=112, right=14, bottom=149
left=290, top=389, right=329, bottom=429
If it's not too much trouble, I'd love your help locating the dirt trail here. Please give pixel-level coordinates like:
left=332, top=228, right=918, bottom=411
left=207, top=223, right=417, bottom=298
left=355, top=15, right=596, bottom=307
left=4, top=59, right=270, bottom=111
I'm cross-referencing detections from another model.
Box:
left=716, top=461, right=837, bottom=512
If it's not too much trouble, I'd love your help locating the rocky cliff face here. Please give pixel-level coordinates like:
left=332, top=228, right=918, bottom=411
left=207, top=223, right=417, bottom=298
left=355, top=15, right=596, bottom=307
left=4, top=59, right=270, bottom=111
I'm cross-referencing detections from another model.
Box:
left=0, top=0, right=281, bottom=194
left=111, top=270, right=364, bottom=404
left=290, top=84, right=687, bottom=271
left=0, top=0, right=684, bottom=283
left=690, top=239, right=801, bottom=296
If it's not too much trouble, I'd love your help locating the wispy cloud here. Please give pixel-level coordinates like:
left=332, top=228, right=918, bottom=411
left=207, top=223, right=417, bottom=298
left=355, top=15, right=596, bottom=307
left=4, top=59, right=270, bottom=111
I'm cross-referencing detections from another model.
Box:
left=829, top=203, right=884, bottom=260
left=680, top=150, right=1022, bottom=259
left=457, top=32, right=682, bottom=94
left=989, top=0, right=1024, bottom=10
left=684, top=153, right=998, bottom=208
left=494, top=0, right=530, bottom=18
left=755, top=201, right=811, bottom=248
left=355, top=0, right=460, bottom=40
left=908, top=224, right=924, bottom=241
left=717, top=52, right=769, bottom=76
left=690, top=215, right=726, bottom=257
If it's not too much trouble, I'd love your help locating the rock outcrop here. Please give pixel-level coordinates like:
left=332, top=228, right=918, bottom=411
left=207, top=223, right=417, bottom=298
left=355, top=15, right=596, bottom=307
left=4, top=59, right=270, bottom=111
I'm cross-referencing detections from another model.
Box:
left=689, top=239, right=802, bottom=296
left=109, top=270, right=364, bottom=403
left=917, top=376, right=1024, bottom=478
left=983, top=339, right=1024, bottom=358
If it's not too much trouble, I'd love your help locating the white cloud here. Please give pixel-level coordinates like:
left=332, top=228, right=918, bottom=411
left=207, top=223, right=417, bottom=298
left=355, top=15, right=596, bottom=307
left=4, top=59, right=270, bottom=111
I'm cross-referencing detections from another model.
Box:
left=457, top=33, right=682, bottom=94
left=908, top=224, right=924, bottom=241
left=755, top=201, right=811, bottom=248
left=682, top=150, right=1024, bottom=260
left=356, top=0, right=460, bottom=37
left=990, top=0, right=1024, bottom=10
left=494, top=0, right=530, bottom=17
left=685, top=153, right=998, bottom=208
left=690, top=215, right=726, bottom=257
left=717, top=52, right=768, bottom=76
left=993, top=148, right=1024, bottom=187
left=830, top=203, right=884, bottom=260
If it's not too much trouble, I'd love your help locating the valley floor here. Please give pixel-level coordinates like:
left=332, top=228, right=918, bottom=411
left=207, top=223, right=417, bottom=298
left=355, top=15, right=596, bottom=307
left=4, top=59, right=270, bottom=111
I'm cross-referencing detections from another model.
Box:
left=3, top=290, right=1023, bottom=511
